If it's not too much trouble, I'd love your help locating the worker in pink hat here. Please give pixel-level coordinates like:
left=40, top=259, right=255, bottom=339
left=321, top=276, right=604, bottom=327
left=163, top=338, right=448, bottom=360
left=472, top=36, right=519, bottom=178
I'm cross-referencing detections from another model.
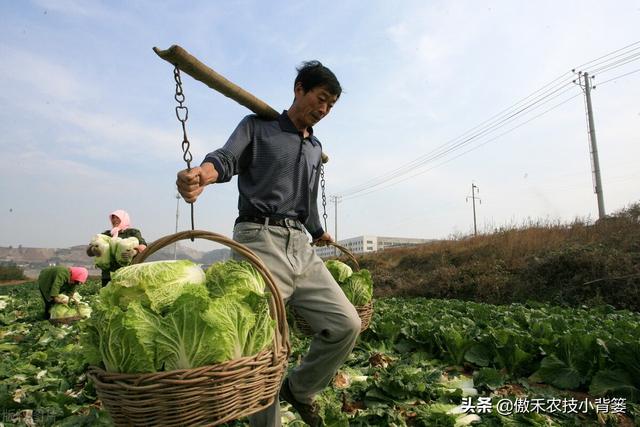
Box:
left=38, top=266, right=89, bottom=320
left=87, top=209, right=147, bottom=287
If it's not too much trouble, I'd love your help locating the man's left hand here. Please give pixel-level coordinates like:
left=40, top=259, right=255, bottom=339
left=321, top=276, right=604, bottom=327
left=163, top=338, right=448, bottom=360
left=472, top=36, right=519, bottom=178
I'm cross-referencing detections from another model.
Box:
left=313, top=232, right=334, bottom=246
left=121, top=248, right=137, bottom=262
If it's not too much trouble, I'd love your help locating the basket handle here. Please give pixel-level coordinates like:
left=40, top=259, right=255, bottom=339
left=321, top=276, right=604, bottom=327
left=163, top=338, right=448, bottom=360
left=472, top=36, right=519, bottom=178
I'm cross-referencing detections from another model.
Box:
left=132, top=230, right=289, bottom=361
left=314, top=241, right=360, bottom=271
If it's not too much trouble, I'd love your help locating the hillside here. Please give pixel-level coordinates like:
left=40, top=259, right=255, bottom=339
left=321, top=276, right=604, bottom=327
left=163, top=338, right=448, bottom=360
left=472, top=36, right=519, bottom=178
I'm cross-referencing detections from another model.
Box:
left=357, top=202, right=640, bottom=312
left=0, top=244, right=230, bottom=278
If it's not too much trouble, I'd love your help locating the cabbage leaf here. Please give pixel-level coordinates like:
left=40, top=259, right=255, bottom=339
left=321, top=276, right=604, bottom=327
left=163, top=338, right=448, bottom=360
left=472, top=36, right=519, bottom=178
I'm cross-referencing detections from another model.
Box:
left=341, top=270, right=373, bottom=306
left=106, top=260, right=206, bottom=313
left=205, top=260, right=265, bottom=297
left=325, top=260, right=353, bottom=284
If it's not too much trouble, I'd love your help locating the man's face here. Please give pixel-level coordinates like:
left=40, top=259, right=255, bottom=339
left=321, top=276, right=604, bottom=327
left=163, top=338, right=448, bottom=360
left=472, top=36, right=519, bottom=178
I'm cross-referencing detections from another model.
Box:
left=294, top=83, right=338, bottom=128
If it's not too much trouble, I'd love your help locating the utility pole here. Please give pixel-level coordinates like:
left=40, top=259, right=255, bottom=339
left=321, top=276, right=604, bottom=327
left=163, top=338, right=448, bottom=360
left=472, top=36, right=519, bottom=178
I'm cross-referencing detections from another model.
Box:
left=174, top=193, right=180, bottom=259
left=330, top=195, right=342, bottom=257
left=574, top=71, right=606, bottom=220
left=466, top=183, right=481, bottom=236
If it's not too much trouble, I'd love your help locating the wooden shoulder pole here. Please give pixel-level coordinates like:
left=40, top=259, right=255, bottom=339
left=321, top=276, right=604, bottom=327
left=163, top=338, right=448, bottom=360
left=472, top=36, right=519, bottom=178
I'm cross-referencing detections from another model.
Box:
left=153, top=45, right=329, bottom=163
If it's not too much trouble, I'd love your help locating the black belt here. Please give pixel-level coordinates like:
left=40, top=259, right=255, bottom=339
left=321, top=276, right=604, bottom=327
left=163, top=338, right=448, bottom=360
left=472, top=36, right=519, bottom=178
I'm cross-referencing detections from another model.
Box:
left=236, top=215, right=305, bottom=231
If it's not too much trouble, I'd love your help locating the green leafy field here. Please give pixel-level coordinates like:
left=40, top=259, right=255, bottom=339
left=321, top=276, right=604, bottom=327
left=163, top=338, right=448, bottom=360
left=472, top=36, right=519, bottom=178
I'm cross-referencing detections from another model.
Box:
left=1, top=281, right=638, bottom=426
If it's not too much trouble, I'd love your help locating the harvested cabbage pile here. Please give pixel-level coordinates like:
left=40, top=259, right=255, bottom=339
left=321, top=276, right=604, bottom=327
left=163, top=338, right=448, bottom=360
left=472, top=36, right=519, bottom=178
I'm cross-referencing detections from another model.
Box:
left=82, top=259, right=275, bottom=373
left=325, top=260, right=373, bottom=306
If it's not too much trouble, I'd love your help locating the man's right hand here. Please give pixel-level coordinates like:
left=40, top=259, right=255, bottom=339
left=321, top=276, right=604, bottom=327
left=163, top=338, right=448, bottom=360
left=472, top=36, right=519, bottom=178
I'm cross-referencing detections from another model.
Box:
left=176, top=162, right=219, bottom=203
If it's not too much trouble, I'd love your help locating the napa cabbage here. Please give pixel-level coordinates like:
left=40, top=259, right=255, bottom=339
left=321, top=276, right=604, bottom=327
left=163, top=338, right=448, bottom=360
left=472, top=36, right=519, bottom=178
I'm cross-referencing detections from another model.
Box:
left=201, top=294, right=257, bottom=361
left=341, top=270, right=373, bottom=306
left=155, top=284, right=226, bottom=370
left=90, top=234, right=112, bottom=270
left=104, top=260, right=205, bottom=314
left=241, top=291, right=275, bottom=357
left=324, top=260, right=353, bottom=283
left=50, top=304, right=75, bottom=319
left=86, top=302, right=160, bottom=373
left=438, top=375, right=479, bottom=397
left=50, top=302, right=92, bottom=319
left=84, top=259, right=275, bottom=374
left=112, top=236, right=139, bottom=266
left=205, top=259, right=266, bottom=297
left=77, top=303, right=92, bottom=318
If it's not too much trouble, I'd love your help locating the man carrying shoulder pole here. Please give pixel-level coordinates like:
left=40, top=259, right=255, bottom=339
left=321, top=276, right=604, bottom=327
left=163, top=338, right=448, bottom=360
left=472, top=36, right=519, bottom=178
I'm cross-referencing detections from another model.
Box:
left=177, top=61, right=360, bottom=427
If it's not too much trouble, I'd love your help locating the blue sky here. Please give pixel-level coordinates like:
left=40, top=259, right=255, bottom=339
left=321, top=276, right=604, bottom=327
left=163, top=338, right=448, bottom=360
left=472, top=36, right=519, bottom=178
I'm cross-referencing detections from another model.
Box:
left=1, top=0, right=639, bottom=251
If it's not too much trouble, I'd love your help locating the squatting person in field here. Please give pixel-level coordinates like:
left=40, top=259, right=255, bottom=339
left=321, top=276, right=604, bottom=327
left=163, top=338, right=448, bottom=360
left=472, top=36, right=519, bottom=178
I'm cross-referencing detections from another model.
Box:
left=176, top=60, right=360, bottom=427
left=38, top=265, right=88, bottom=320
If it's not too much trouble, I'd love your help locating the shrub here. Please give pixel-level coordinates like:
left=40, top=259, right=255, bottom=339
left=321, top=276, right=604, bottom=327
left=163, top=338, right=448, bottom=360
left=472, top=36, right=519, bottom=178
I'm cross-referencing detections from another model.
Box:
left=0, top=262, right=26, bottom=281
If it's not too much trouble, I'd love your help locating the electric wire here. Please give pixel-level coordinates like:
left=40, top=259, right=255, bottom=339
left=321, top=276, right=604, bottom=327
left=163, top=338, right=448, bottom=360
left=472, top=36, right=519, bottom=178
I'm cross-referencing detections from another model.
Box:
left=338, top=46, right=640, bottom=198
left=577, top=46, right=640, bottom=73
left=587, top=52, right=640, bottom=75
left=335, top=41, right=640, bottom=199
left=336, top=70, right=579, bottom=196
left=593, top=67, right=640, bottom=86
left=340, top=82, right=578, bottom=197
left=342, top=93, right=583, bottom=201
left=573, top=40, right=640, bottom=69
left=338, top=78, right=575, bottom=196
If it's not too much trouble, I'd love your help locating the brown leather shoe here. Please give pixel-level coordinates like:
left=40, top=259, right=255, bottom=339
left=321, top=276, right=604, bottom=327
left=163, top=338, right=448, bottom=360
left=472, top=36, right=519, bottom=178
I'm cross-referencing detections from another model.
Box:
left=279, top=377, right=322, bottom=426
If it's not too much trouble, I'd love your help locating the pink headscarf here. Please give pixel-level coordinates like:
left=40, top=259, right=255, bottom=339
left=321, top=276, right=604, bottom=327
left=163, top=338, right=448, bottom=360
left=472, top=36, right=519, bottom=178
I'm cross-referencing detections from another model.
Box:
left=69, top=267, right=89, bottom=284
left=109, top=209, right=131, bottom=238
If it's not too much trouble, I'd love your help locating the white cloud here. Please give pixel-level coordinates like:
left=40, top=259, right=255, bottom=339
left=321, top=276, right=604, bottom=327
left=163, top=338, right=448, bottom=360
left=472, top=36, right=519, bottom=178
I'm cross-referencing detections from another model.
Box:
left=0, top=47, right=91, bottom=101
left=53, top=108, right=177, bottom=161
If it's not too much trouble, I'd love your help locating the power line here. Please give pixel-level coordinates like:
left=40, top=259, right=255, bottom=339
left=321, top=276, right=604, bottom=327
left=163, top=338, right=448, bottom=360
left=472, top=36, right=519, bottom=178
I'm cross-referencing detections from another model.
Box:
left=338, top=47, right=639, bottom=199
left=587, top=51, right=640, bottom=75
left=573, top=40, right=640, bottom=69
left=341, top=83, right=579, bottom=198
left=338, top=78, right=577, bottom=196
left=595, top=67, right=640, bottom=86
left=338, top=80, right=576, bottom=197
left=336, top=40, right=640, bottom=199
left=342, top=93, right=582, bottom=201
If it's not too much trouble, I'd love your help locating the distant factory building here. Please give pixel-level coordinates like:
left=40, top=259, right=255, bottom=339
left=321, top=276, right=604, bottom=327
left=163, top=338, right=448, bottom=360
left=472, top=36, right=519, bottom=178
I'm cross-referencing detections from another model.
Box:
left=315, top=235, right=433, bottom=258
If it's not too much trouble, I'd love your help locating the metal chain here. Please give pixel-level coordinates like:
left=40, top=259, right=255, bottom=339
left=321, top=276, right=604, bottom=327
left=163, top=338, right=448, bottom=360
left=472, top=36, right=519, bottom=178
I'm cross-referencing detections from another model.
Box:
left=173, top=66, right=195, bottom=238
left=320, top=164, right=328, bottom=231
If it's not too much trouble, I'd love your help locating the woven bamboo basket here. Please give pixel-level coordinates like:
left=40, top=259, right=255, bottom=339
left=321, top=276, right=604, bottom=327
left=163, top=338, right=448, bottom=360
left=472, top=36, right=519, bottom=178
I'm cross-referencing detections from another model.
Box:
left=292, top=242, right=374, bottom=336
left=87, top=230, right=290, bottom=427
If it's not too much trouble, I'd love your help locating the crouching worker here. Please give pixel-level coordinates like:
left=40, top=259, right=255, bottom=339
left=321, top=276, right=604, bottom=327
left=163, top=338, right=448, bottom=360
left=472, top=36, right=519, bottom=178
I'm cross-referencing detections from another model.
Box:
left=38, top=266, right=88, bottom=320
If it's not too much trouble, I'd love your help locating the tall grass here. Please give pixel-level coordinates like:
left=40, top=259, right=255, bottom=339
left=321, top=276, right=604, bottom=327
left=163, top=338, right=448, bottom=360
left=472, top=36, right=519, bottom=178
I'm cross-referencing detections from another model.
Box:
left=359, top=202, right=640, bottom=311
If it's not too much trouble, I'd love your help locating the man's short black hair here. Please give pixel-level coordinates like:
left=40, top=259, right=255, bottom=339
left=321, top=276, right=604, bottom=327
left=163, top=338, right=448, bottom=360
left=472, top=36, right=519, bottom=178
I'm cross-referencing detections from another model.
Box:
left=295, top=60, right=342, bottom=98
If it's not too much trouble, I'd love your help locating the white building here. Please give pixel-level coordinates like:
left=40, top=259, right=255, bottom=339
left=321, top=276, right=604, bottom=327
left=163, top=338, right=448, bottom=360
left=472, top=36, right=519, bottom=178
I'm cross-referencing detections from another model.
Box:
left=315, top=235, right=433, bottom=258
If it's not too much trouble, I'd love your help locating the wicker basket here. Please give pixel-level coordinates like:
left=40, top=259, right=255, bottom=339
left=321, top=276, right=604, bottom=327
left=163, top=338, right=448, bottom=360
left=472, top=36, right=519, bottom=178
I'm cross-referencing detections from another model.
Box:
left=292, top=242, right=374, bottom=336
left=87, top=230, right=290, bottom=427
